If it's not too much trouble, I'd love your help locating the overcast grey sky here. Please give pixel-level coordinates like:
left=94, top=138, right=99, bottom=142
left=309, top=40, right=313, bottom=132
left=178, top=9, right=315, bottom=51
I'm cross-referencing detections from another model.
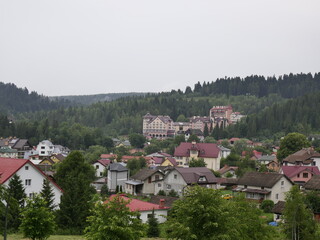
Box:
left=1, top=0, right=319, bottom=96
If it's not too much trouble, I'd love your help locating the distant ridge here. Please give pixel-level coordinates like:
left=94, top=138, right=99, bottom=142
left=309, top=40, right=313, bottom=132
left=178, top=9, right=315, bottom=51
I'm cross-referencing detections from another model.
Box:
left=50, top=92, right=150, bottom=105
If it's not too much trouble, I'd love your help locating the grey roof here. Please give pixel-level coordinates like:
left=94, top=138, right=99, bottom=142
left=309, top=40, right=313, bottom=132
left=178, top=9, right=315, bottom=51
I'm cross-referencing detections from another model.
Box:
left=304, top=175, right=320, bottom=190
left=283, top=148, right=320, bottom=164
left=175, top=167, right=217, bottom=184
left=108, top=163, right=128, bottom=172
left=258, top=155, right=276, bottom=162
left=131, top=168, right=162, bottom=181
left=12, top=139, right=32, bottom=149
left=237, top=172, right=285, bottom=188
left=218, top=146, right=231, bottom=151
left=125, top=180, right=143, bottom=185
left=272, top=201, right=286, bottom=214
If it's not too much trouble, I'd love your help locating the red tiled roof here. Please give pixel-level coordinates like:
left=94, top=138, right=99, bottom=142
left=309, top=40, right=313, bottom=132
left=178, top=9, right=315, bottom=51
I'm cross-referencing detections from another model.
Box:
left=167, top=157, right=177, bottom=166
left=107, top=195, right=169, bottom=212
left=153, top=157, right=163, bottom=165
left=97, top=159, right=111, bottom=166
left=100, top=154, right=116, bottom=159
left=0, top=158, right=28, bottom=184
left=174, top=142, right=220, bottom=158
left=281, top=166, right=320, bottom=178
left=0, top=157, right=63, bottom=192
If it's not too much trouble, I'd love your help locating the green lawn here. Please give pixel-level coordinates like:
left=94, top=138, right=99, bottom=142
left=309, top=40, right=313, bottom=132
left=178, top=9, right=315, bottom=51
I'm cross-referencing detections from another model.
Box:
left=6, top=234, right=85, bottom=240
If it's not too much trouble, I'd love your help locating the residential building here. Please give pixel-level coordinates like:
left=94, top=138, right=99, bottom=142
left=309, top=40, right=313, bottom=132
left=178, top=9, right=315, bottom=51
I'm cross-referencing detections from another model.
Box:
left=142, top=113, right=174, bottom=139
left=282, top=148, right=320, bottom=167
left=158, top=167, right=218, bottom=196
left=209, top=105, right=233, bottom=122
left=218, top=165, right=238, bottom=178
left=0, top=157, right=63, bottom=207
left=0, top=138, right=32, bottom=158
left=0, top=146, right=18, bottom=158
left=281, top=166, right=320, bottom=184
left=303, top=175, right=320, bottom=191
left=189, top=116, right=211, bottom=133
left=218, top=145, right=231, bottom=158
left=125, top=169, right=164, bottom=195
left=233, top=172, right=293, bottom=203
left=93, top=159, right=111, bottom=177
left=174, top=142, right=221, bottom=170
left=107, top=195, right=169, bottom=223
left=230, top=112, right=246, bottom=124
left=107, top=163, right=128, bottom=192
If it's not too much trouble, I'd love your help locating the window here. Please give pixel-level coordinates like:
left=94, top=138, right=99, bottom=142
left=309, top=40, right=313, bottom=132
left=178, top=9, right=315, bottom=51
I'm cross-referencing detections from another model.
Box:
left=158, top=183, right=162, bottom=187
left=303, top=173, right=308, bottom=178
left=96, top=165, right=99, bottom=169
left=148, top=177, right=152, bottom=183
left=198, top=176, right=206, bottom=182
left=41, top=146, right=45, bottom=149
left=29, top=193, right=35, bottom=198
left=167, top=184, right=171, bottom=189
left=174, top=174, right=177, bottom=179
left=276, top=194, right=279, bottom=200
left=41, top=151, right=45, bottom=154
left=155, top=175, right=160, bottom=181
left=25, top=166, right=29, bottom=170
left=281, top=181, right=284, bottom=186
left=25, top=179, right=31, bottom=186
left=297, top=173, right=300, bottom=178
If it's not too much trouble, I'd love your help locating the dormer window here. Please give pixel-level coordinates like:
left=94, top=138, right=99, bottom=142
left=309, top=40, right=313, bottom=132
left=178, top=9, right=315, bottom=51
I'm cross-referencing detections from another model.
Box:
left=198, top=176, right=207, bottom=182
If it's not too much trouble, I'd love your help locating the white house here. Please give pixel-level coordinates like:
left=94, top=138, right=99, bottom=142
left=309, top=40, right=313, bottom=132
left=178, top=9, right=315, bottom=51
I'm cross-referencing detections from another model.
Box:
left=233, top=172, right=293, bottom=203
left=156, top=167, right=218, bottom=196
left=93, top=159, right=111, bottom=177
left=36, top=140, right=55, bottom=157
left=107, top=195, right=169, bottom=223
left=0, top=157, right=63, bottom=208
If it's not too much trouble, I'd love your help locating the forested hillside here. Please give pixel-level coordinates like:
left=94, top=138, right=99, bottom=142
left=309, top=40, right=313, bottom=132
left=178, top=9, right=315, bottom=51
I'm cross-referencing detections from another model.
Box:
left=0, top=82, right=70, bottom=114
left=191, top=72, right=320, bottom=98
left=1, top=72, right=320, bottom=149
left=50, top=92, right=148, bottom=105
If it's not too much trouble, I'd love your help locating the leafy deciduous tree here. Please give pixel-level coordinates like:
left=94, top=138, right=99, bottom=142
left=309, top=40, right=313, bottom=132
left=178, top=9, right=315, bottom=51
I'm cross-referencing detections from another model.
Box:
left=85, top=195, right=145, bottom=240
left=20, top=194, right=56, bottom=240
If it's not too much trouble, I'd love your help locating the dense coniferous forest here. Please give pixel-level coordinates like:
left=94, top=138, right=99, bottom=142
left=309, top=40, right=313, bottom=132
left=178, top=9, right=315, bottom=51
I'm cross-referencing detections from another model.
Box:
left=0, top=72, right=320, bottom=149
left=0, top=82, right=71, bottom=114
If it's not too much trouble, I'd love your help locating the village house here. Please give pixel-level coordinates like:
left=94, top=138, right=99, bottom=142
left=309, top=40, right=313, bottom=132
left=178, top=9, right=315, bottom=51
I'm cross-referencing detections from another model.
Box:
left=257, top=155, right=280, bottom=172
left=174, top=142, right=221, bottom=170
left=0, top=146, right=18, bottom=158
left=156, top=167, right=218, bottom=196
left=233, top=172, right=293, bottom=203
left=93, top=159, right=111, bottom=177
left=218, top=145, right=231, bottom=158
left=303, top=175, right=320, bottom=192
left=107, top=163, right=128, bottom=192
left=0, top=138, right=32, bottom=159
left=0, top=157, right=63, bottom=208
left=107, top=194, right=170, bottom=223
left=218, top=165, right=238, bottom=178
left=125, top=169, right=164, bottom=195
left=280, top=166, right=320, bottom=184
left=282, top=148, right=320, bottom=167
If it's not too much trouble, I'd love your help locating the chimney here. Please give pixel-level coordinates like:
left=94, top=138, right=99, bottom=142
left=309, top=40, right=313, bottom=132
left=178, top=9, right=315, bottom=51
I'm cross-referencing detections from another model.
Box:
left=159, top=199, right=165, bottom=208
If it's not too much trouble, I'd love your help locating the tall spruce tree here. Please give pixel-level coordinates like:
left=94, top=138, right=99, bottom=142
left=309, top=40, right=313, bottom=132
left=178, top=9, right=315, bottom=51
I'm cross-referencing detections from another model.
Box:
left=40, top=178, right=56, bottom=211
left=55, top=151, right=96, bottom=233
left=7, top=174, right=26, bottom=231
left=147, top=209, right=159, bottom=238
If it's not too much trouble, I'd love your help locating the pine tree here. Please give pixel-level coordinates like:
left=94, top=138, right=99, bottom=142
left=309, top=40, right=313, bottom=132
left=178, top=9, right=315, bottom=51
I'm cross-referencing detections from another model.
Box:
left=147, top=209, right=159, bottom=238
left=40, top=178, right=56, bottom=211
left=7, top=174, right=26, bottom=231
left=203, top=123, right=209, bottom=137
left=55, top=151, right=96, bottom=233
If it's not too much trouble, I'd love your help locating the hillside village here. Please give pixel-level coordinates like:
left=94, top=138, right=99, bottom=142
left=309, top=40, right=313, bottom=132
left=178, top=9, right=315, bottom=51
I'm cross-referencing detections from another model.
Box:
left=1, top=104, right=320, bottom=239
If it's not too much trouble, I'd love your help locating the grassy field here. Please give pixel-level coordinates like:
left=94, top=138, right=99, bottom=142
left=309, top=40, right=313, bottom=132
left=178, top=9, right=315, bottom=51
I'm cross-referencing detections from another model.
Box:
left=6, top=235, right=85, bottom=240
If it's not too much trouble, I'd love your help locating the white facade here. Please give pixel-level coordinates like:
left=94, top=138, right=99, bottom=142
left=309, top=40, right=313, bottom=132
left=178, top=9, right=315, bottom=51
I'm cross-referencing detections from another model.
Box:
left=93, top=162, right=106, bottom=177
left=36, top=140, right=54, bottom=157
left=139, top=209, right=168, bottom=223
left=2, top=162, right=62, bottom=208
left=237, top=176, right=292, bottom=203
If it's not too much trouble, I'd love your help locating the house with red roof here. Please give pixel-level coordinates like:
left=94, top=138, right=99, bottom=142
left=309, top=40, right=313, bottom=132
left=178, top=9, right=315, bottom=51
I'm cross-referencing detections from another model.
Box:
left=92, top=159, right=112, bottom=177
left=280, top=166, right=320, bottom=184
left=107, top=194, right=170, bottom=223
left=0, top=157, right=63, bottom=208
left=174, top=142, right=221, bottom=170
